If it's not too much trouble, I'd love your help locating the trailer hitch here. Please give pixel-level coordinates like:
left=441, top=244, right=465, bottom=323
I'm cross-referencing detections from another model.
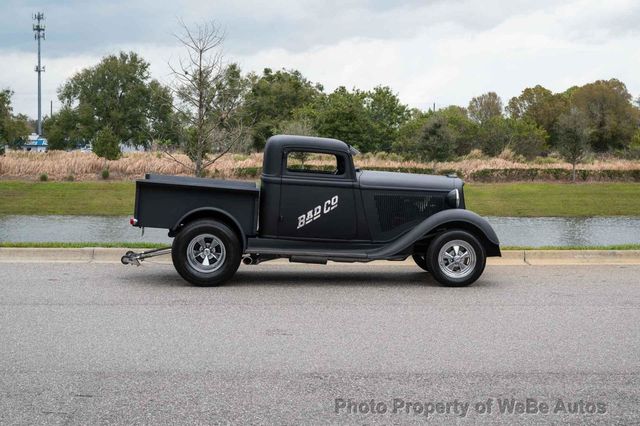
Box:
left=121, top=247, right=172, bottom=266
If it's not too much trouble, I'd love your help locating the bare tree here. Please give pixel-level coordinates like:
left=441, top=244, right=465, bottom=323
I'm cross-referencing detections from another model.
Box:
left=167, top=21, right=249, bottom=177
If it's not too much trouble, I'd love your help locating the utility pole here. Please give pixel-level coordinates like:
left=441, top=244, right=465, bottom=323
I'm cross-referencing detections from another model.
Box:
left=33, top=12, right=45, bottom=136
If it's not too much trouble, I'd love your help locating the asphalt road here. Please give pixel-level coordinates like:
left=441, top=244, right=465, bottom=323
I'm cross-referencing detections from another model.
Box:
left=0, top=262, right=639, bottom=424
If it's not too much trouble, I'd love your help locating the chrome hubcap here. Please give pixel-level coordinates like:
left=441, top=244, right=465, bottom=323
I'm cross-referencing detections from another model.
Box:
left=186, top=233, right=226, bottom=273
left=438, top=240, right=476, bottom=279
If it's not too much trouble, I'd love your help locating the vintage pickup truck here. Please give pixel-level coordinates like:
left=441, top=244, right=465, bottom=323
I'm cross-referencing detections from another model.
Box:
left=123, top=135, right=500, bottom=287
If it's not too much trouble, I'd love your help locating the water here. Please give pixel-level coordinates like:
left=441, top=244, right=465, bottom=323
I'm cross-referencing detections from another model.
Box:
left=0, top=215, right=639, bottom=247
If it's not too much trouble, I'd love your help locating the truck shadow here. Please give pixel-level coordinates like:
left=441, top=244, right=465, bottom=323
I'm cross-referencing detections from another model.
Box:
left=228, top=269, right=442, bottom=287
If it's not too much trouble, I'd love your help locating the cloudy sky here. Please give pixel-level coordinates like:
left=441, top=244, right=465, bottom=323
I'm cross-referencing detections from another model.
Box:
left=1, top=0, right=639, bottom=118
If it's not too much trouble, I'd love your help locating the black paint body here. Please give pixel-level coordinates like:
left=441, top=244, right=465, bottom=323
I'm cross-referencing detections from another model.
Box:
left=133, top=135, right=501, bottom=261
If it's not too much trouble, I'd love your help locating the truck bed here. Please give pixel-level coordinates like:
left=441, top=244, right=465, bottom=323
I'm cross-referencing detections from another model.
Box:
left=133, top=174, right=259, bottom=237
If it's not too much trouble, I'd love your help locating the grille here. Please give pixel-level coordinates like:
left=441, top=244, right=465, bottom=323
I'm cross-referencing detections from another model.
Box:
left=374, top=194, right=443, bottom=232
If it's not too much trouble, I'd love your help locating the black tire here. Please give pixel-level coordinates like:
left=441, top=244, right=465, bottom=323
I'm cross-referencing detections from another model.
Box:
left=426, top=230, right=486, bottom=287
left=412, top=253, right=429, bottom=272
left=171, top=219, right=241, bottom=287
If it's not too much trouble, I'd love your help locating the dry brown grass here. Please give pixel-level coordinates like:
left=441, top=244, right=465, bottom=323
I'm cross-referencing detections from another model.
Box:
left=0, top=150, right=638, bottom=181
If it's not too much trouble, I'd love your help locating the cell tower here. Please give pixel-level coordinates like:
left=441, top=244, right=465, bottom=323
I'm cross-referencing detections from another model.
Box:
left=33, top=12, right=46, bottom=136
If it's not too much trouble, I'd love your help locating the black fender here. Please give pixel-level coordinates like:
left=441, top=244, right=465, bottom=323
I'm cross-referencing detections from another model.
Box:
left=169, top=207, right=247, bottom=251
left=368, top=209, right=501, bottom=259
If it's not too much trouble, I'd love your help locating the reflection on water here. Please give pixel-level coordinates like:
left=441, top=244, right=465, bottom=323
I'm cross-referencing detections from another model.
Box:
left=0, top=215, right=639, bottom=247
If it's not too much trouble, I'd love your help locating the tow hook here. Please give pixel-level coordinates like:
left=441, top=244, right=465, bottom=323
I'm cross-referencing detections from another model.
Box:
left=121, top=247, right=172, bottom=266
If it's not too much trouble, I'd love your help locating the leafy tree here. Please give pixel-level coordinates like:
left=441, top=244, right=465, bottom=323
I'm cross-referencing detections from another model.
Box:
left=363, top=86, right=410, bottom=152
left=468, top=92, right=503, bottom=124
left=298, top=86, right=373, bottom=151
left=44, top=107, right=83, bottom=150
left=0, top=89, right=31, bottom=149
left=439, top=106, right=479, bottom=155
left=506, top=85, right=568, bottom=146
left=415, top=113, right=458, bottom=161
left=477, top=116, right=547, bottom=159
left=393, top=112, right=457, bottom=161
left=568, top=79, right=638, bottom=152
left=394, top=109, right=432, bottom=151
left=245, top=68, right=322, bottom=150
left=556, top=108, right=590, bottom=182
left=167, top=22, right=251, bottom=176
left=93, top=126, right=121, bottom=160
left=58, top=51, right=174, bottom=148
left=147, top=80, right=180, bottom=144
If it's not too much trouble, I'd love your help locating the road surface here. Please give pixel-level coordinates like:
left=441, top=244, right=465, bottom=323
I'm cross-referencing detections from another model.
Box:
left=0, top=262, right=639, bottom=424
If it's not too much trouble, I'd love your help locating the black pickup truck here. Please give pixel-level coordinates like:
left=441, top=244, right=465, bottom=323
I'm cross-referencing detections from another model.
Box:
left=125, top=135, right=500, bottom=287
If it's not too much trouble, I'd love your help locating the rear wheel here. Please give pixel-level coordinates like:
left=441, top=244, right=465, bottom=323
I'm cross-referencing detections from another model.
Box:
left=171, top=219, right=241, bottom=287
left=412, top=253, right=429, bottom=272
left=427, top=230, right=486, bottom=287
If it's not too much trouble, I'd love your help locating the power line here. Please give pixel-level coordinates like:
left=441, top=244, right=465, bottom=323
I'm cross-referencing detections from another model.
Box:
left=33, top=12, right=45, bottom=136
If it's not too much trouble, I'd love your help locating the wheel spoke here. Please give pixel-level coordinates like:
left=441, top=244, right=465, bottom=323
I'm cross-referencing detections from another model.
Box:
left=202, top=256, right=210, bottom=266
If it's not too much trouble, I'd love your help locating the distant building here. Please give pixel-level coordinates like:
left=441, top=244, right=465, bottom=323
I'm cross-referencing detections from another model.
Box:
left=22, top=133, right=48, bottom=152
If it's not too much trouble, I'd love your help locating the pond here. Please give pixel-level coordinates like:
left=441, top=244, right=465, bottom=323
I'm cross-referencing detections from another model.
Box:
left=0, top=215, right=639, bottom=247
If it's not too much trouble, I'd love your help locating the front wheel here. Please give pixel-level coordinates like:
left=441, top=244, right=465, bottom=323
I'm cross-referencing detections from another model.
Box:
left=171, top=219, right=241, bottom=287
left=427, top=230, right=486, bottom=287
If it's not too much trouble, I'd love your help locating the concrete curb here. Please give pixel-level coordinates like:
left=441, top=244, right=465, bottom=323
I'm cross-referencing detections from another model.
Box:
left=1, top=247, right=640, bottom=265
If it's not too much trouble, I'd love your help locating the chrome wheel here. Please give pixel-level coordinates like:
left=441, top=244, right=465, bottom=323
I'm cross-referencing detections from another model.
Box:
left=437, top=239, right=476, bottom=279
left=186, top=233, right=226, bottom=274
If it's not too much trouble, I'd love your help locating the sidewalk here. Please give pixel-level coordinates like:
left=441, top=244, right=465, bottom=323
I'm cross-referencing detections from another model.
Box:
left=1, top=247, right=640, bottom=265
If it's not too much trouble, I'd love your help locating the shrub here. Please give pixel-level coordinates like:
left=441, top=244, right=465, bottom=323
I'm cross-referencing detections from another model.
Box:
left=39, top=173, right=48, bottom=181
left=0, top=145, right=5, bottom=156
left=65, top=174, right=75, bottom=181
left=93, top=126, right=121, bottom=160
left=464, top=149, right=485, bottom=160
left=101, top=168, right=110, bottom=180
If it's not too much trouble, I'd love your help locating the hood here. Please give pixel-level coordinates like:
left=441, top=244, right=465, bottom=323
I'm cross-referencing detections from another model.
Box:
left=358, top=170, right=461, bottom=192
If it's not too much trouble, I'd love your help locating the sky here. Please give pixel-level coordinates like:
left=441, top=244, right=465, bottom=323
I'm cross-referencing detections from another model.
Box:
left=1, top=0, right=639, bottom=118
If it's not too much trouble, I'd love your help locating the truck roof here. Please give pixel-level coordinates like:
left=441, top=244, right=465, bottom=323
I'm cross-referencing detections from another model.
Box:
left=263, top=135, right=352, bottom=176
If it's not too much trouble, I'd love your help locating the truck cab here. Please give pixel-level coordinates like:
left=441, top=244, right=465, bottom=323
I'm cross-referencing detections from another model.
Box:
left=127, top=135, right=501, bottom=287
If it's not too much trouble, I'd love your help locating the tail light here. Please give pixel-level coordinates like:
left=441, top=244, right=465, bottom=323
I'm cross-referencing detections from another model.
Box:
left=130, top=217, right=138, bottom=226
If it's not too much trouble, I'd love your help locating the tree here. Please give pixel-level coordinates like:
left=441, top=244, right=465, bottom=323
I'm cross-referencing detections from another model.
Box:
left=168, top=21, right=250, bottom=177
left=44, top=107, right=82, bottom=150
left=556, top=108, right=590, bottom=182
left=245, top=68, right=322, bottom=150
left=416, top=113, right=458, bottom=161
left=468, top=92, right=503, bottom=124
left=363, top=86, right=410, bottom=152
left=297, top=86, right=373, bottom=151
left=568, top=79, right=637, bottom=152
left=506, top=85, right=568, bottom=146
left=438, top=106, right=479, bottom=155
left=93, top=126, right=121, bottom=160
left=393, top=112, right=457, bottom=161
left=0, top=89, right=31, bottom=149
left=58, top=51, right=174, bottom=148
left=476, top=116, right=547, bottom=159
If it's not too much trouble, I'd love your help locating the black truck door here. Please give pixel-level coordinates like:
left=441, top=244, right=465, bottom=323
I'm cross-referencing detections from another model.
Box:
left=277, top=150, right=358, bottom=240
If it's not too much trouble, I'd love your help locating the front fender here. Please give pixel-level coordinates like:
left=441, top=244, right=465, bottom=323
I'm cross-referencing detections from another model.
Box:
left=368, top=209, right=501, bottom=259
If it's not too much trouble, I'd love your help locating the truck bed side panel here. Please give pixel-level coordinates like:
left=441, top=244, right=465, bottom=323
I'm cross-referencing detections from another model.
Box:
left=135, top=176, right=259, bottom=237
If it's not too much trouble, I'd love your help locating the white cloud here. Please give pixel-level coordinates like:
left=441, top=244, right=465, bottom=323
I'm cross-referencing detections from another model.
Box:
left=1, top=0, right=639, bottom=118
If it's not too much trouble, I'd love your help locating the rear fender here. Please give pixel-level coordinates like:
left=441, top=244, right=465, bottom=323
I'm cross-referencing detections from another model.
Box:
left=169, top=207, right=247, bottom=251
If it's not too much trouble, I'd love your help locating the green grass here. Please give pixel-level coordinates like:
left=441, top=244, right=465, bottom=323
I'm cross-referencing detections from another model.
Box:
left=1, top=181, right=640, bottom=217
left=0, top=241, right=166, bottom=249
left=0, top=181, right=135, bottom=215
left=465, top=183, right=640, bottom=217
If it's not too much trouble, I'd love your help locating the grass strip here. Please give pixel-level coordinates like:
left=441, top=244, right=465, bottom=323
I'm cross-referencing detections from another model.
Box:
left=1, top=181, right=640, bottom=217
